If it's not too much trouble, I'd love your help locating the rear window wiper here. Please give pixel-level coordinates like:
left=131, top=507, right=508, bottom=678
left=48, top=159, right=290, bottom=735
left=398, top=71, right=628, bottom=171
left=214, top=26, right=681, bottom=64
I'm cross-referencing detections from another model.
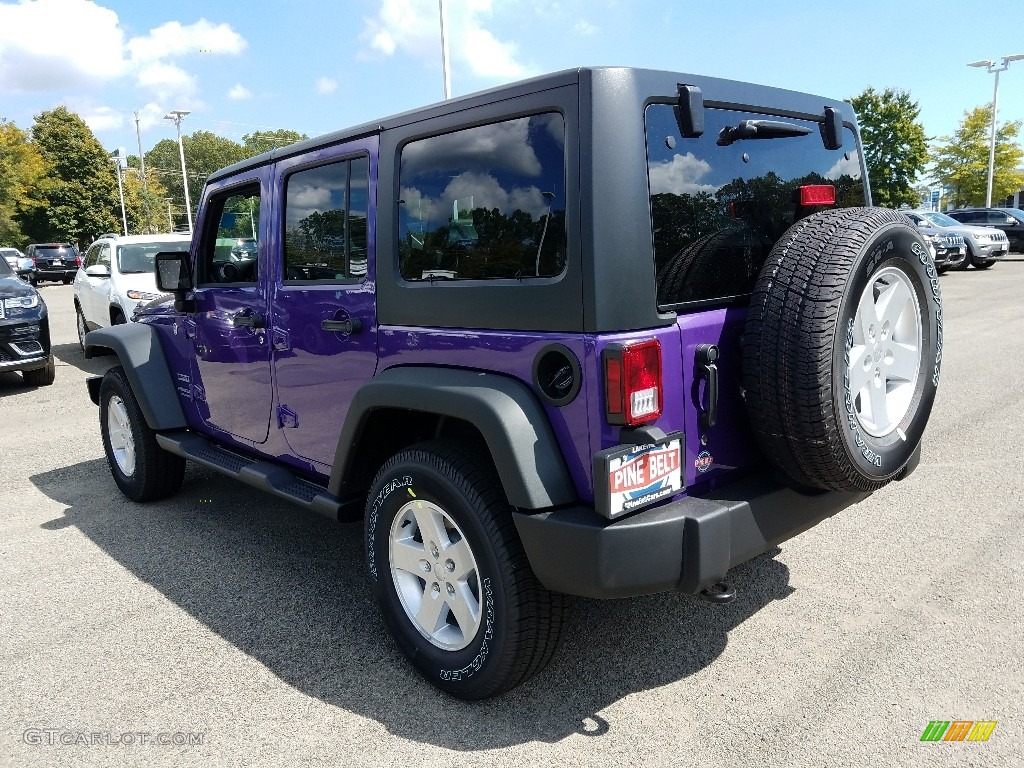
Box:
left=717, top=119, right=811, bottom=146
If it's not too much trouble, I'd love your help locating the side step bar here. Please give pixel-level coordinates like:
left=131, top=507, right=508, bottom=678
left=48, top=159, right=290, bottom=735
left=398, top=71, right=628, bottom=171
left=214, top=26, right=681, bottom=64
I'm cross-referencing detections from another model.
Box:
left=155, top=432, right=360, bottom=520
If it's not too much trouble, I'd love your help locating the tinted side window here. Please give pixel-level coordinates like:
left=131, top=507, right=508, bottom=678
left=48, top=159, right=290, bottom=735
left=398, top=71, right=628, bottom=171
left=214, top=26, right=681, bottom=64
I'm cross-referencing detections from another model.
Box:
left=283, top=155, right=369, bottom=282
left=84, top=245, right=99, bottom=268
left=398, top=113, right=566, bottom=281
left=198, top=186, right=261, bottom=284
left=645, top=105, right=866, bottom=307
left=97, top=244, right=111, bottom=268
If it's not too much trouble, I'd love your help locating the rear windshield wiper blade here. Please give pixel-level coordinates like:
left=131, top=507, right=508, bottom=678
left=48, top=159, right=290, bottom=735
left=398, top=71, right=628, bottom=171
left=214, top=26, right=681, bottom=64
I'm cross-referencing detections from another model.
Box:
left=717, top=119, right=811, bottom=146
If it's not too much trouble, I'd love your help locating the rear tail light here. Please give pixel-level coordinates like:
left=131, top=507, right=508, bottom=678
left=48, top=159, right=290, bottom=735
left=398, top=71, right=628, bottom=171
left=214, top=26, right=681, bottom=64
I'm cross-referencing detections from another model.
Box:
left=603, top=339, right=663, bottom=426
left=75, top=254, right=82, bottom=266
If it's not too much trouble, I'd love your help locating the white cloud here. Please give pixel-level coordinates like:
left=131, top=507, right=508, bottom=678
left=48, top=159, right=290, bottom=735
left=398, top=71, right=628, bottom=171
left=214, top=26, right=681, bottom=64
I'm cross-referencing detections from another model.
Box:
left=0, top=0, right=127, bottom=91
left=572, top=20, right=598, bottom=36
left=648, top=152, right=720, bottom=196
left=0, top=0, right=246, bottom=106
left=81, top=105, right=124, bottom=131
left=228, top=83, right=252, bottom=101
left=360, top=0, right=532, bottom=82
left=315, top=76, right=338, bottom=94
left=126, top=19, right=246, bottom=63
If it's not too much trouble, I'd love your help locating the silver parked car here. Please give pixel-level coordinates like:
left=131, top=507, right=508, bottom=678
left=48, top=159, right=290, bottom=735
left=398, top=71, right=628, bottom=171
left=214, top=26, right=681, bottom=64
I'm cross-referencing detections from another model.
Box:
left=899, top=211, right=967, bottom=273
left=903, top=210, right=1009, bottom=270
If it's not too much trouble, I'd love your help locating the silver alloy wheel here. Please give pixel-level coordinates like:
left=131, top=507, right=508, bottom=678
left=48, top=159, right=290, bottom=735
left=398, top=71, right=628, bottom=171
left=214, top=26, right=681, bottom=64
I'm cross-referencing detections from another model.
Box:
left=77, top=310, right=87, bottom=347
left=848, top=266, right=922, bottom=437
left=389, top=499, right=482, bottom=651
left=106, top=395, right=137, bottom=476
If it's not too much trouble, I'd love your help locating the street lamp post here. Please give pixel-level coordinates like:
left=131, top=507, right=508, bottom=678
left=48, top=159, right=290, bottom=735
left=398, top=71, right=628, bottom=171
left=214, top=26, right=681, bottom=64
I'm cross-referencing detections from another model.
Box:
left=164, top=198, right=174, bottom=232
left=110, top=149, right=128, bottom=236
left=968, top=54, right=1024, bottom=208
left=164, top=109, right=193, bottom=233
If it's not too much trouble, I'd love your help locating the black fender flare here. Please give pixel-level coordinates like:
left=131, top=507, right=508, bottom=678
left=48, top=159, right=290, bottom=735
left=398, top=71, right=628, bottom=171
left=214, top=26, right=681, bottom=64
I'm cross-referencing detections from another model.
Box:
left=329, top=366, right=577, bottom=510
left=84, top=324, right=187, bottom=430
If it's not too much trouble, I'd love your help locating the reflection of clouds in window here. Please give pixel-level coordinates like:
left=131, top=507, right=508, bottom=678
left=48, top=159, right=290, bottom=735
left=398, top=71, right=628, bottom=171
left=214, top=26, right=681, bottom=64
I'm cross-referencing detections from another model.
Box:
left=405, top=172, right=553, bottom=224
left=537, top=112, right=565, bottom=150
left=287, top=183, right=342, bottom=225
left=400, top=186, right=437, bottom=223
left=402, top=117, right=543, bottom=178
left=826, top=150, right=860, bottom=180
left=648, top=152, right=720, bottom=195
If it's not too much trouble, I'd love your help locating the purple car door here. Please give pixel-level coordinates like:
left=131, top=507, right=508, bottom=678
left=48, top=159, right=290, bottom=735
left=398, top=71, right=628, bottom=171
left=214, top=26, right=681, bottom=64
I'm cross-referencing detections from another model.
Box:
left=270, top=138, right=379, bottom=470
left=186, top=170, right=273, bottom=445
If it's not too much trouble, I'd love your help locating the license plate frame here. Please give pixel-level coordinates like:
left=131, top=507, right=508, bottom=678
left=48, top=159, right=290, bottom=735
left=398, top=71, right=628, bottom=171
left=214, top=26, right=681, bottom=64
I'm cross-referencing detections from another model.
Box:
left=593, top=432, right=684, bottom=519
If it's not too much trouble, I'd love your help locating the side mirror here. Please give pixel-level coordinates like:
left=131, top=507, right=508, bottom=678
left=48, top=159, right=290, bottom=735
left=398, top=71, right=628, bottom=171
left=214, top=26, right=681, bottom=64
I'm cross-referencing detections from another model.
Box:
left=155, top=251, right=195, bottom=312
left=85, top=264, right=110, bottom=277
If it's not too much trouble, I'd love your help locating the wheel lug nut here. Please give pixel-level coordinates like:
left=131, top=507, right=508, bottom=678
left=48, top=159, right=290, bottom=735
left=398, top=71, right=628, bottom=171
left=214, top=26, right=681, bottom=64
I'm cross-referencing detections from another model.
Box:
left=422, top=561, right=431, bottom=572
left=446, top=583, right=455, bottom=596
left=445, top=559, right=455, bottom=572
left=431, top=583, right=440, bottom=596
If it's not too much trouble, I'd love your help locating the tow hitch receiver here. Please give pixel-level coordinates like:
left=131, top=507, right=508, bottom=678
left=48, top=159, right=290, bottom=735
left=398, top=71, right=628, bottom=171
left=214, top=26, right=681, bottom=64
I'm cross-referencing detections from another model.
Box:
left=698, top=582, right=736, bottom=604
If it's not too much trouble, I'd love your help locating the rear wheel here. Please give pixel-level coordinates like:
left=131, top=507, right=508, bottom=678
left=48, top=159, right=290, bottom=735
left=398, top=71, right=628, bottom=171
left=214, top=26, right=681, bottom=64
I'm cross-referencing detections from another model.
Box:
left=743, top=208, right=941, bottom=492
left=365, top=441, right=568, bottom=699
left=76, top=305, right=88, bottom=350
left=99, top=366, right=185, bottom=502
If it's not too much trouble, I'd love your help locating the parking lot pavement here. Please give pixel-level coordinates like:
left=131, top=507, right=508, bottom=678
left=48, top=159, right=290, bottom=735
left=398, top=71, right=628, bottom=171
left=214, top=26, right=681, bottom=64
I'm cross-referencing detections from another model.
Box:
left=2, top=268, right=1022, bottom=768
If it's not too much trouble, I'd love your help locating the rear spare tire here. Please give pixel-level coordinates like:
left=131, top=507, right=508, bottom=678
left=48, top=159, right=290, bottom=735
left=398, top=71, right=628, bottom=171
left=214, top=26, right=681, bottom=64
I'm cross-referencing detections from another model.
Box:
left=743, top=208, right=941, bottom=492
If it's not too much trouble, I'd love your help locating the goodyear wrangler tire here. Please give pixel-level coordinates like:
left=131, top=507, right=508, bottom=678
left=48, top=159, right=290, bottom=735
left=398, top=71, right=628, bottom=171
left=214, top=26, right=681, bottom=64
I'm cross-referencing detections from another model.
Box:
left=364, top=441, right=568, bottom=699
left=742, top=208, right=942, bottom=492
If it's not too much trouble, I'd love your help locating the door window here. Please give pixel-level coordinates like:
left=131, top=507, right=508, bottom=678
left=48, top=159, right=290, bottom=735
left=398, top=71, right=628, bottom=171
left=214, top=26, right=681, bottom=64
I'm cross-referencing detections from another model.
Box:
left=198, top=185, right=261, bottom=285
left=283, top=155, right=369, bottom=282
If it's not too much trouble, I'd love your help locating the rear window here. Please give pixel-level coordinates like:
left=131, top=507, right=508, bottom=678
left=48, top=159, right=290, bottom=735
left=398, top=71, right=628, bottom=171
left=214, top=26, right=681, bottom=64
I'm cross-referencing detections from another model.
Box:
left=397, top=112, right=567, bottom=281
left=645, top=105, right=866, bottom=308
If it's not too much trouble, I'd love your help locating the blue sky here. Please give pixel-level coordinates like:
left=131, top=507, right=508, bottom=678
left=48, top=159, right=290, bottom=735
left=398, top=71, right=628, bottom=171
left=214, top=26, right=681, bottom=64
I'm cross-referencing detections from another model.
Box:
left=1, top=0, right=1022, bottom=160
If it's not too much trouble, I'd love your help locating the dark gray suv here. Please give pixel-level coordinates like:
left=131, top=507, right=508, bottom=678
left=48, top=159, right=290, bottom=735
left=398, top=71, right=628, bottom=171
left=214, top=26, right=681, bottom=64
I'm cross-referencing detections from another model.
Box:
left=946, top=208, right=1024, bottom=252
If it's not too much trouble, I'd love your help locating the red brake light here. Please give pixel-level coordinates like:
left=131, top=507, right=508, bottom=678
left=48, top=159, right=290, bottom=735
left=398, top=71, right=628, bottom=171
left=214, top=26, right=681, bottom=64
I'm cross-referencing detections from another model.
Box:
left=799, top=184, right=835, bottom=206
left=604, top=340, right=663, bottom=426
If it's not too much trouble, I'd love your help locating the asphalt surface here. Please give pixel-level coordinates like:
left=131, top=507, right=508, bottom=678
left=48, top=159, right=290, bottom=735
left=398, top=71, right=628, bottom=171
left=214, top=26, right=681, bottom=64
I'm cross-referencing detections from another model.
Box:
left=1, top=263, right=1022, bottom=768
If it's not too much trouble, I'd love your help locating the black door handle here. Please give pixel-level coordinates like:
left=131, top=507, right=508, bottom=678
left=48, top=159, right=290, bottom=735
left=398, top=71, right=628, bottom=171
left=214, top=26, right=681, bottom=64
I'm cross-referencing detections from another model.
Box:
left=321, top=317, right=362, bottom=334
left=232, top=311, right=263, bottom=329
left=696, top=344, right=719, bottom=429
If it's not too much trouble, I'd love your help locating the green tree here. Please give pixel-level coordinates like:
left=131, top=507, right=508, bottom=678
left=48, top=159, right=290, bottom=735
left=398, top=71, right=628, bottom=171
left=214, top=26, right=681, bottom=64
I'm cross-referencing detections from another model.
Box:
left=121, top=160, right=170, bottom=234
left=849, top=87, right=929, bottom=208
left=21, top=107, right=120, bottom=247
left=0, top=119, right=47, bottom=245
left=242, top=129, right=308, bottom=157
left=931, top=105, right=1024, bottom=207
left=145, top=131, right=247, bottom=228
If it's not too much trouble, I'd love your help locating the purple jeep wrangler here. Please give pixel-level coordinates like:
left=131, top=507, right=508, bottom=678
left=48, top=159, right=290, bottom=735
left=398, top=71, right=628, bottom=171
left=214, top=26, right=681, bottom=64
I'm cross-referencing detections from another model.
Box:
left=85, top=68, right=941, bottom=699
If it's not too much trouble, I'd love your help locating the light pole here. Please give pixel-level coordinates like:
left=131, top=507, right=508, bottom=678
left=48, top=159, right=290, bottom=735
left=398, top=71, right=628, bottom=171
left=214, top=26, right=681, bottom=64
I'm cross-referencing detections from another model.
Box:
left=164, top=198, right=174, bottom=232
left=968, top=54, right=1024, bottom=208
left=164, top=109, right=193, bottom=233
left=438, top=0, right=451, bottom=99
left=110, top=149, right=128, bottom=236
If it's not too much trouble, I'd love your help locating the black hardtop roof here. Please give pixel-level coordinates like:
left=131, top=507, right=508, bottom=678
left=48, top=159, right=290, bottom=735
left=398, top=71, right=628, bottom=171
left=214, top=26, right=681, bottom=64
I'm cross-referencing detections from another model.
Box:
left=207, top=66, right=857, bottom=185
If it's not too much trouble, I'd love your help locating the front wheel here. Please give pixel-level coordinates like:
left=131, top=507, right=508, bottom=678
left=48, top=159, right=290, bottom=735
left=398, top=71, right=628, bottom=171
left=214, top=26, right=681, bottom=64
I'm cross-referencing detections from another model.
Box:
left=22, top=357, right=55, bottom=386
left=99, top=366, right=185, bottom=502
left=365, top=441, right=568, bottom=699
left=971, top=256, right=995, bottom=269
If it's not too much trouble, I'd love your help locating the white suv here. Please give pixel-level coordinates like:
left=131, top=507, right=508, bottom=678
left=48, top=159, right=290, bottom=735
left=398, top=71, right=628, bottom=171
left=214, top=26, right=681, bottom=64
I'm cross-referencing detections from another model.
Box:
left=73, top=234, right=191, bottom=347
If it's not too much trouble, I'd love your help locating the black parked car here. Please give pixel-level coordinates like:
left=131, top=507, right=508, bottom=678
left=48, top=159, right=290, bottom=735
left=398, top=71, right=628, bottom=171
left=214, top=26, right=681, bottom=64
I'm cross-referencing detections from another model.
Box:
left=24, top=243, right=80, bottom=284
left=0, top=256, right=54, bottom=385
left=946, top=208, right=1024, bottom=252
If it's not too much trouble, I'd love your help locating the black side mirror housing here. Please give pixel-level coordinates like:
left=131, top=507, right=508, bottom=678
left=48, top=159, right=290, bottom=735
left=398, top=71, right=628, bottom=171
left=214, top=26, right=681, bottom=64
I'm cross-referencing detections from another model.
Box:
left=155, top=251, right=195, bottom=313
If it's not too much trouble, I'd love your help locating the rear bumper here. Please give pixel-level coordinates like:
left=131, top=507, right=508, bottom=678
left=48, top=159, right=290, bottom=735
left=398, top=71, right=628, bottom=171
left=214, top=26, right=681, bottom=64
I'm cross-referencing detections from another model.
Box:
left=35, top=267, right=77, bottom=281
left=512, top=462, right=913, bottom=598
